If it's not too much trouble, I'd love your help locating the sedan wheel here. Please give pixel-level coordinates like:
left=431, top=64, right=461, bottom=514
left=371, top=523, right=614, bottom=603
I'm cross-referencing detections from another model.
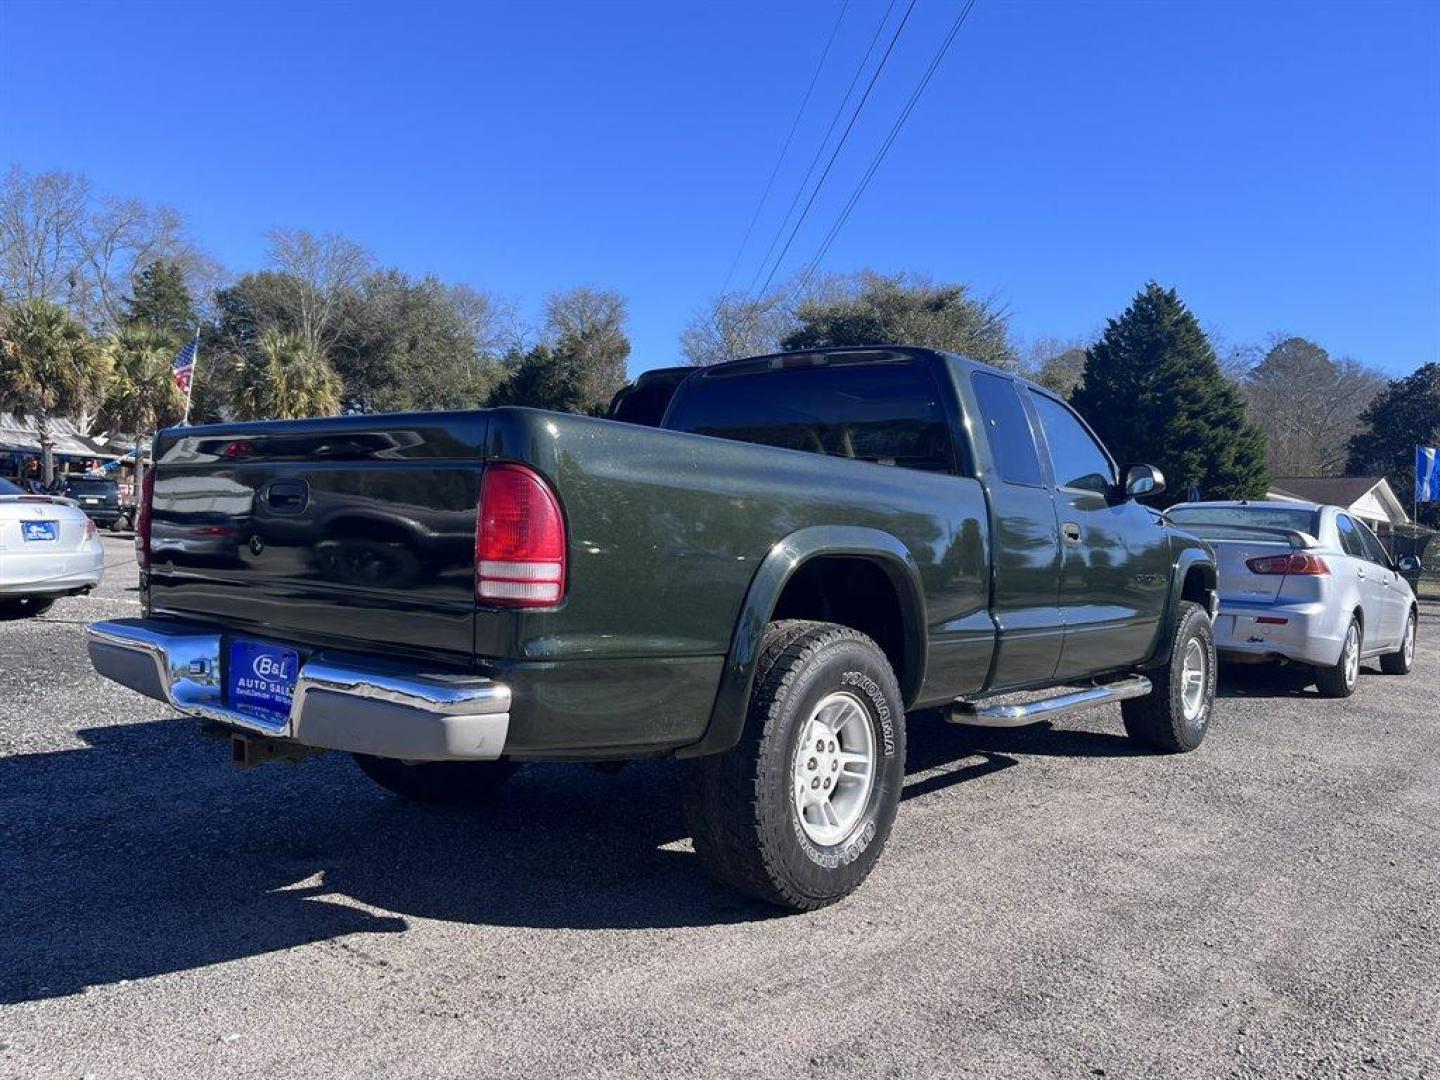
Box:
left=1317, top=617, right=1362, bottom=698
left=1381, top=611, right=1416, bottom=676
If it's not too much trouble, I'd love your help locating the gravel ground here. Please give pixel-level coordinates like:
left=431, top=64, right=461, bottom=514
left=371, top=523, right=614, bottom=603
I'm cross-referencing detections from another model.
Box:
left=2, top=534, right=1437, bottom=1079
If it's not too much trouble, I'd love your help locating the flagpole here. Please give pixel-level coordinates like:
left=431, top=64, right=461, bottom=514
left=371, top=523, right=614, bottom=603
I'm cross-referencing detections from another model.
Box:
left=181, top=326, right=200, bottom=426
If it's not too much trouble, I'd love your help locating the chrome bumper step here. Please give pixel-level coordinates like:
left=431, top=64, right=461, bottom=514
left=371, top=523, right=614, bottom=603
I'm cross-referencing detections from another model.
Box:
left=949, top=676, right=1152, bottom=728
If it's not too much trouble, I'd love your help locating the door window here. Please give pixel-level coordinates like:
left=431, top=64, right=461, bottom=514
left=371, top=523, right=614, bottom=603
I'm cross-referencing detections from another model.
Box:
left=970, top=372, right=1042, bottom=486
left=1336, top=515, right=1367, bottom=559
left=1028, top=391, right=1116, bottom=495
left=1354, top=520, right=1391, bottom=566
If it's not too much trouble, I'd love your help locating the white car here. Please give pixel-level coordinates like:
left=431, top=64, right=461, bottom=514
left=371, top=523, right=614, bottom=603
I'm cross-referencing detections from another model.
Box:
left=1166, top=500, right=1419, bottom=697
left=0, top=476, right=105, bottom=617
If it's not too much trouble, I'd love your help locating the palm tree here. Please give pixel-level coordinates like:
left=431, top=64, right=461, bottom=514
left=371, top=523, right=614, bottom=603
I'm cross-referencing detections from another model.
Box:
left=101, top=324, right=187, bottom=496
left=0, top=298, right=111, bottom=482
left=230, top=328, right=342, bottom=420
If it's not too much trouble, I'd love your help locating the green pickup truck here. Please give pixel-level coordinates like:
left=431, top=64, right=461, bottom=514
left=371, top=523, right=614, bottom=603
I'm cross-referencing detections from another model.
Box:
left=88, top=346, right=1218, bottom=910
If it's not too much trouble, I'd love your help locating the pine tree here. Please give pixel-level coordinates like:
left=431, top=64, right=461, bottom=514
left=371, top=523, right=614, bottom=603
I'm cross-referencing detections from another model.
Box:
left=126, top=260, right=195, bottom=339
left=1070, top=283, right=1268, bottom=504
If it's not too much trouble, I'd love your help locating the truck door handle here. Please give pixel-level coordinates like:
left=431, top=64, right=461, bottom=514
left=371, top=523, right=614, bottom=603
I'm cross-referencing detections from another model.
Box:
left=1061, top=522, right=1082, bottom=543
left=265, top=479, right=309, bottom=514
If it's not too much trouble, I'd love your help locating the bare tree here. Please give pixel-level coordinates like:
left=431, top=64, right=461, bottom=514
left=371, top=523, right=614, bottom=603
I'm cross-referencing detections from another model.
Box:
left=444, top=282, right=523, bottom=356
left=1019, top=335, right=1089, bottom=396
left=680, top=290, right=796, bottom=366
left=1, top=165, right=215, bottom=331
left=264, top=228, right=372, bottom=355
left=543, top=287, right=631, bottom=412
left=0, top=166, right=90, bottom=309
left=1242, top=335, right=1387, bottom=476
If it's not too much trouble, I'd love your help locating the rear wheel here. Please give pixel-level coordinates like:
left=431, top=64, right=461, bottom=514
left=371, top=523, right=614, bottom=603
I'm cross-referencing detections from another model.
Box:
left=1379, top=610, right=1416, bottom=676
left=1316, top=616, right=1361, bottom=697
left=0, top=597, right=56, bottom=619
left=1122, top=600, right=1216, bottom=752
left=352, top=754, right=518, bottom=805
left=682, top=620, right=907, bottom=911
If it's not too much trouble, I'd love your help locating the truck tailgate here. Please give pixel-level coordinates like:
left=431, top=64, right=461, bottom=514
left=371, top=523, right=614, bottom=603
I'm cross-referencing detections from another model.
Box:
left=146, top=412, right=489, bottom=663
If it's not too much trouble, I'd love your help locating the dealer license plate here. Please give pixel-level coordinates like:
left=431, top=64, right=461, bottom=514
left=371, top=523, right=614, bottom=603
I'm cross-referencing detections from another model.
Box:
left=21, top=520, right=57, bottom=542
left=227, top=640, right=300, bottom=724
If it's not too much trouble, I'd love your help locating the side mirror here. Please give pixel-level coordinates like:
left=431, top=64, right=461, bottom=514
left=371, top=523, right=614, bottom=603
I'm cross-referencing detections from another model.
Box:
left=1123, top=464, right=1166, bottom=499
left=1397, top=554, right=1421, bottom=574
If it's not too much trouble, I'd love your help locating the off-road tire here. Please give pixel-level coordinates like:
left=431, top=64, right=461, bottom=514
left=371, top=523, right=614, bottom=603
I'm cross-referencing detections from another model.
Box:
left=0, top=596, right=56, bottom=619
left=681, top=620, right=907, bottom=911
left=1379, top=609, right=1416, bottom=676
left=1315, top=615, right=1361, bottom=698
left=352, top=754, right=519, bottom=805
left=1122, top=600, right=1216, bottom=753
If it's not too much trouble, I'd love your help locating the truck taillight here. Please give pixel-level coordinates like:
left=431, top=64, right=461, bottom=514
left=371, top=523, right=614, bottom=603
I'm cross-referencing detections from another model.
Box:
left=135, top=469, right=156, bottom=570
left=1246, top=552, right=1329, bottom=576
left=475, top=464, right=566, bottom=608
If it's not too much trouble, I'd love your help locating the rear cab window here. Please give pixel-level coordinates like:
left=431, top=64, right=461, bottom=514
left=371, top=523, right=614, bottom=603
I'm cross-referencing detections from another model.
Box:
left=969, top=372, right=1042, bottom=486
left=662, top=356, right=956, bottom=472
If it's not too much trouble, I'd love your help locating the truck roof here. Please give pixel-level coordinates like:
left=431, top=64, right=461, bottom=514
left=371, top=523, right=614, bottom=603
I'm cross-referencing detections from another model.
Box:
left=687, top=345, right=1051, bottom=394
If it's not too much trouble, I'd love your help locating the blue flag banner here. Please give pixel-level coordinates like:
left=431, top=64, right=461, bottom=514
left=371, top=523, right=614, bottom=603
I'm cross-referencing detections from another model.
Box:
left=1418, top=446, right=1440, bottom=504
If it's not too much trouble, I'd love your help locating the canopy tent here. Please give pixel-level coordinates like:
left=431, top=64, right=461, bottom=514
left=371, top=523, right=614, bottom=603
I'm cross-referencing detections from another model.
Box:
left=0, top=412, right=125, bottom=460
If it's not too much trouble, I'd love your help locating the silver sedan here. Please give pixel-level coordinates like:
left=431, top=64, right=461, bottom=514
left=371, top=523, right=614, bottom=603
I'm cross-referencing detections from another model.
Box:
left=0, top=476, right=105, bottom=617
left=1167, top=500, right=1419, bottom=697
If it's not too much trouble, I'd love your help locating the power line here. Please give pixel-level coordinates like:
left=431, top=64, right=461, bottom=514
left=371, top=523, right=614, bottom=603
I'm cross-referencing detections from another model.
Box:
left=790, top=0, right=979, bottom=302
left=751, top=0, right=917, bottom=301
left=741, top=0, right=903, bottom=302
left=717, top=1, right=850, bottom=297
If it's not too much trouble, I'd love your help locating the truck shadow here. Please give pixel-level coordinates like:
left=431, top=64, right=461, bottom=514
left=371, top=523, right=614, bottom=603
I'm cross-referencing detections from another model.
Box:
left=2, top=710, right=1150, bottom=1004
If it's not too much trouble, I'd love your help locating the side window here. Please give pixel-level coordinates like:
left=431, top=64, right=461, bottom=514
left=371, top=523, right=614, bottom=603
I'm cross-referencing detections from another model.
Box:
left=1336, top=515, right=1367, bottom=559
left=1355, top=520, right=1391, bottom=566
left=970, top=372, right=1042, bottom=486
left=1028, top=391, right=1116, bottom=495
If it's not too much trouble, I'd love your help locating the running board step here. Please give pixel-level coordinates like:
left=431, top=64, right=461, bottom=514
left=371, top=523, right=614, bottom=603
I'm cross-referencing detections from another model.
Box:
left=949, top=676, right=1152, bottom=728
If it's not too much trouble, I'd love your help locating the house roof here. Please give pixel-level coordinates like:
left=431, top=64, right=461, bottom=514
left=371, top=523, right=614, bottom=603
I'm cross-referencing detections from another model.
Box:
left=1267, top=475, right=1409, bottom=526
left=1268, top=476, right=1385, bottom=506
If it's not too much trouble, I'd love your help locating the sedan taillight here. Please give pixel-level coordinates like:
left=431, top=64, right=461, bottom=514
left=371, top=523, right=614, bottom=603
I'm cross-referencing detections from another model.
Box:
left=475, top=464, right=566, bottom=608
left=1246, top=552, right=1329, bottom=576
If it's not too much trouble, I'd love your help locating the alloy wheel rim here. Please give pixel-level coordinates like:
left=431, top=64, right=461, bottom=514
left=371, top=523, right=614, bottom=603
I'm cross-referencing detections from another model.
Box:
left=1403, top=616, right=1415, bottom=667
left=791, top=691, right=875, bottom=847
left=1344, top=623, right=1360, bottom=687
left=1180, top=638, right=1208, bottom=723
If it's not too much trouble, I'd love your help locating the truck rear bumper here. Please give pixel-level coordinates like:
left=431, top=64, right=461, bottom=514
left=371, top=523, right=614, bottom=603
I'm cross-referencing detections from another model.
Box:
left=86, top=618, right=510, bottom=761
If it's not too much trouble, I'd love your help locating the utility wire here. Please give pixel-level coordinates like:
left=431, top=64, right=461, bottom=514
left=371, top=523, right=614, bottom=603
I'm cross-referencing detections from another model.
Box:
left=790, top=0, right=979, bottom=302
left=750, top=0, right=916, bottom=301
left=717, top=1, right=850, bottom=297
left=741, top=0, right=903, bottom=302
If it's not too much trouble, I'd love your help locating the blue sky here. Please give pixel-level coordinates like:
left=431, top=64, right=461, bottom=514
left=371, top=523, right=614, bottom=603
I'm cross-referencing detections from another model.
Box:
left=2, top=0, right=1437, bottom=377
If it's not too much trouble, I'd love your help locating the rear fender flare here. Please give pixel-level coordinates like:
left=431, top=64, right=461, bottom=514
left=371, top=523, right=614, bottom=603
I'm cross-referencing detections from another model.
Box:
left=676, top=525, right=926, bottom=759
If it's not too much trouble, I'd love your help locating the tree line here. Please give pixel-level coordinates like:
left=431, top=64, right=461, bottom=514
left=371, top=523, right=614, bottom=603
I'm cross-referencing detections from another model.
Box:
left=1, top=164, right=1436, bottom=525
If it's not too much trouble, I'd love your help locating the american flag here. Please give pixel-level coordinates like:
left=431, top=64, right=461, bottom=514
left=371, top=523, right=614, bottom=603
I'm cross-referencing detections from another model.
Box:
left=172, top=337, right=198, bottom=394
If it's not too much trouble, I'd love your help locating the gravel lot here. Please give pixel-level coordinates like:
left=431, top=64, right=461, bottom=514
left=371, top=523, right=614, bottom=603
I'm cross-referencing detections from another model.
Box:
left=2, top=533, right=1437, bottom=1079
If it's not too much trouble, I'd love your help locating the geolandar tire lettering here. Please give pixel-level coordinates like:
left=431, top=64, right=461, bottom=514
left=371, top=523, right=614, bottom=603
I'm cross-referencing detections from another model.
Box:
left=1121, top=600, right=1216, bottom=753
left=682, top=620, right=908, bottom=911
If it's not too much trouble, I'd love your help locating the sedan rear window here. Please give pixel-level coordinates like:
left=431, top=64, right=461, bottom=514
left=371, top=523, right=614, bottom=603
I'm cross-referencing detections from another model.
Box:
left=663, top=361, right=954, bottom=472
left=1168, top=506, right=1320, bottom=534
